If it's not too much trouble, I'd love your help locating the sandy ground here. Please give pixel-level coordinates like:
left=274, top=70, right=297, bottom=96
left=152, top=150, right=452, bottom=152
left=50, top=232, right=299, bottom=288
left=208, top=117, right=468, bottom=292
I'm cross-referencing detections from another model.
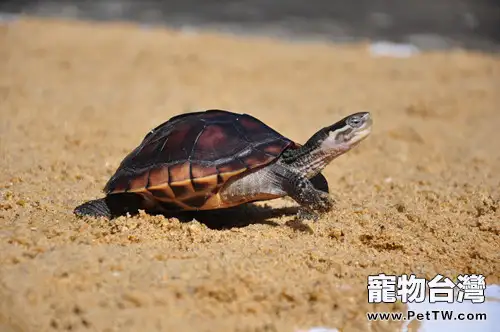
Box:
left=0, top=18, right=499, bottom=332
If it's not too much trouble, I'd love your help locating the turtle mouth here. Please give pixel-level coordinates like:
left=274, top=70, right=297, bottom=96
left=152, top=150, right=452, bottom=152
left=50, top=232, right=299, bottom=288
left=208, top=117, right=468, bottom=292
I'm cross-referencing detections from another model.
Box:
left=350, top=117, right=372, bottom=143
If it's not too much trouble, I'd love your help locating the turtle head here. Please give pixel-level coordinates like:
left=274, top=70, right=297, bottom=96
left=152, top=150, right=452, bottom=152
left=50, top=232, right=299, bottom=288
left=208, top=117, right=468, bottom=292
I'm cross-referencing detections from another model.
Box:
left=317, top=111, right=372, bottom=153
left=283, top=112, right=372, bottom=177
left=281, top=112, right=372, bottom=177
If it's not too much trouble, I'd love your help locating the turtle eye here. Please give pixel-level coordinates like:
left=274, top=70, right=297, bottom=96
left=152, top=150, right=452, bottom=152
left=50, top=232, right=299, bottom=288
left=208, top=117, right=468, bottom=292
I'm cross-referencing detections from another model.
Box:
left=347, top=115, right=363, bottom=128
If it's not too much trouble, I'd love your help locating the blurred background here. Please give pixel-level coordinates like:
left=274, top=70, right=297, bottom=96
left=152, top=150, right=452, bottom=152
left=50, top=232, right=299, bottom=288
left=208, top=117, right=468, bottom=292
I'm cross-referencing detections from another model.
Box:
left=0, top=0, right=499, bottom=52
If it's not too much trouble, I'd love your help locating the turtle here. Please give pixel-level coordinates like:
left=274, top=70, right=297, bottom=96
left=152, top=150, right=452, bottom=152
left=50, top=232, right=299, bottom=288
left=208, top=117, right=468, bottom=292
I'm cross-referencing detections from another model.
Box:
left=74, top=109, right=372, bottom=220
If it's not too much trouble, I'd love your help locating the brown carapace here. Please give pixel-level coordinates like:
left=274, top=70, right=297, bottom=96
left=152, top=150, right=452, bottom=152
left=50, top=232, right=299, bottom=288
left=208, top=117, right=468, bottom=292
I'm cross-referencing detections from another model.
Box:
left=104, top=109, right=295, bottom=211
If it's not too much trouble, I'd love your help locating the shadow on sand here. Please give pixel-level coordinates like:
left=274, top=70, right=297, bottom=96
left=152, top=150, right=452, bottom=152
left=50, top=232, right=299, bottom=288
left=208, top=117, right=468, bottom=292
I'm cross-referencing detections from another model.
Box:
left=158, top=204, right=313, bottom=231
left=102, top=193, right=315, bottom=232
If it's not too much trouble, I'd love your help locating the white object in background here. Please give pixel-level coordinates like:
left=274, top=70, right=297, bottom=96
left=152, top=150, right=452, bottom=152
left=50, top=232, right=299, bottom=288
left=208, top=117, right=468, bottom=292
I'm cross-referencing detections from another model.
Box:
left=0, top=12, right=19, bottom=23
left=369, top=41, right=420, bottom=58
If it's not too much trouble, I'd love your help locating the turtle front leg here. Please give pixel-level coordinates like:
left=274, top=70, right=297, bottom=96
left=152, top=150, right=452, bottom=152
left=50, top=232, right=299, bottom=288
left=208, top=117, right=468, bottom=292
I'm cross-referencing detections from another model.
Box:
left=290, top=178, right=334, bottom=221
left=275, top=166, right=334, bottom=221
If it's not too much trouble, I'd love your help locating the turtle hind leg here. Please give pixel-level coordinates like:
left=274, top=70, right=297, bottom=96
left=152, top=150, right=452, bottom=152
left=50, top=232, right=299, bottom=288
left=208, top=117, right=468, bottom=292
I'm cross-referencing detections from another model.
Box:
left=74, top=198, right=112, bottom=219
left=74, top=193, right=146, bottom=219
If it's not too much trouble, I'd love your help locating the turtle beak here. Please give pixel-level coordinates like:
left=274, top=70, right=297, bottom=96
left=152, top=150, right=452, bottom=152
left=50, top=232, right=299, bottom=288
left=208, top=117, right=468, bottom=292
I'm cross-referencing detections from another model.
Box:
left=353, top=112, right=372, bottom=142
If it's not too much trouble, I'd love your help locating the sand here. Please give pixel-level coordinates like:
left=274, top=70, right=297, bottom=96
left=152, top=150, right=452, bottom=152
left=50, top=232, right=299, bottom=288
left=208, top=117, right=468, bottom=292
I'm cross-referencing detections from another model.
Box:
left=0, top=18, right=499, bottom=332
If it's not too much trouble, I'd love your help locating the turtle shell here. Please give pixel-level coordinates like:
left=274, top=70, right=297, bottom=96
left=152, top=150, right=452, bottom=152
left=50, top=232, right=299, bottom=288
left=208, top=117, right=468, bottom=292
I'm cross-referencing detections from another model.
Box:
left=104, top=109, right=294, bottom=210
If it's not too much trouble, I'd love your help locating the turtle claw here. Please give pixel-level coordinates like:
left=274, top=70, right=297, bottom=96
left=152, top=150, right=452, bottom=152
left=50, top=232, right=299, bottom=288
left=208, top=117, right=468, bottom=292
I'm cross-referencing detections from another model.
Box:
left=297, top=193, right=334, bottom=221
left=317, top=193, right=335, bottom=212
left=297, top=208, right=320, bottom=222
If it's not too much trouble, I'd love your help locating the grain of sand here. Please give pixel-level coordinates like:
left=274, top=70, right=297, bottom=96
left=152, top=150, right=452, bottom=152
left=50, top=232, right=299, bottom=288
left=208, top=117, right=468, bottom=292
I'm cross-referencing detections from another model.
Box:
left=0, top=18, right=499, bottom=332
